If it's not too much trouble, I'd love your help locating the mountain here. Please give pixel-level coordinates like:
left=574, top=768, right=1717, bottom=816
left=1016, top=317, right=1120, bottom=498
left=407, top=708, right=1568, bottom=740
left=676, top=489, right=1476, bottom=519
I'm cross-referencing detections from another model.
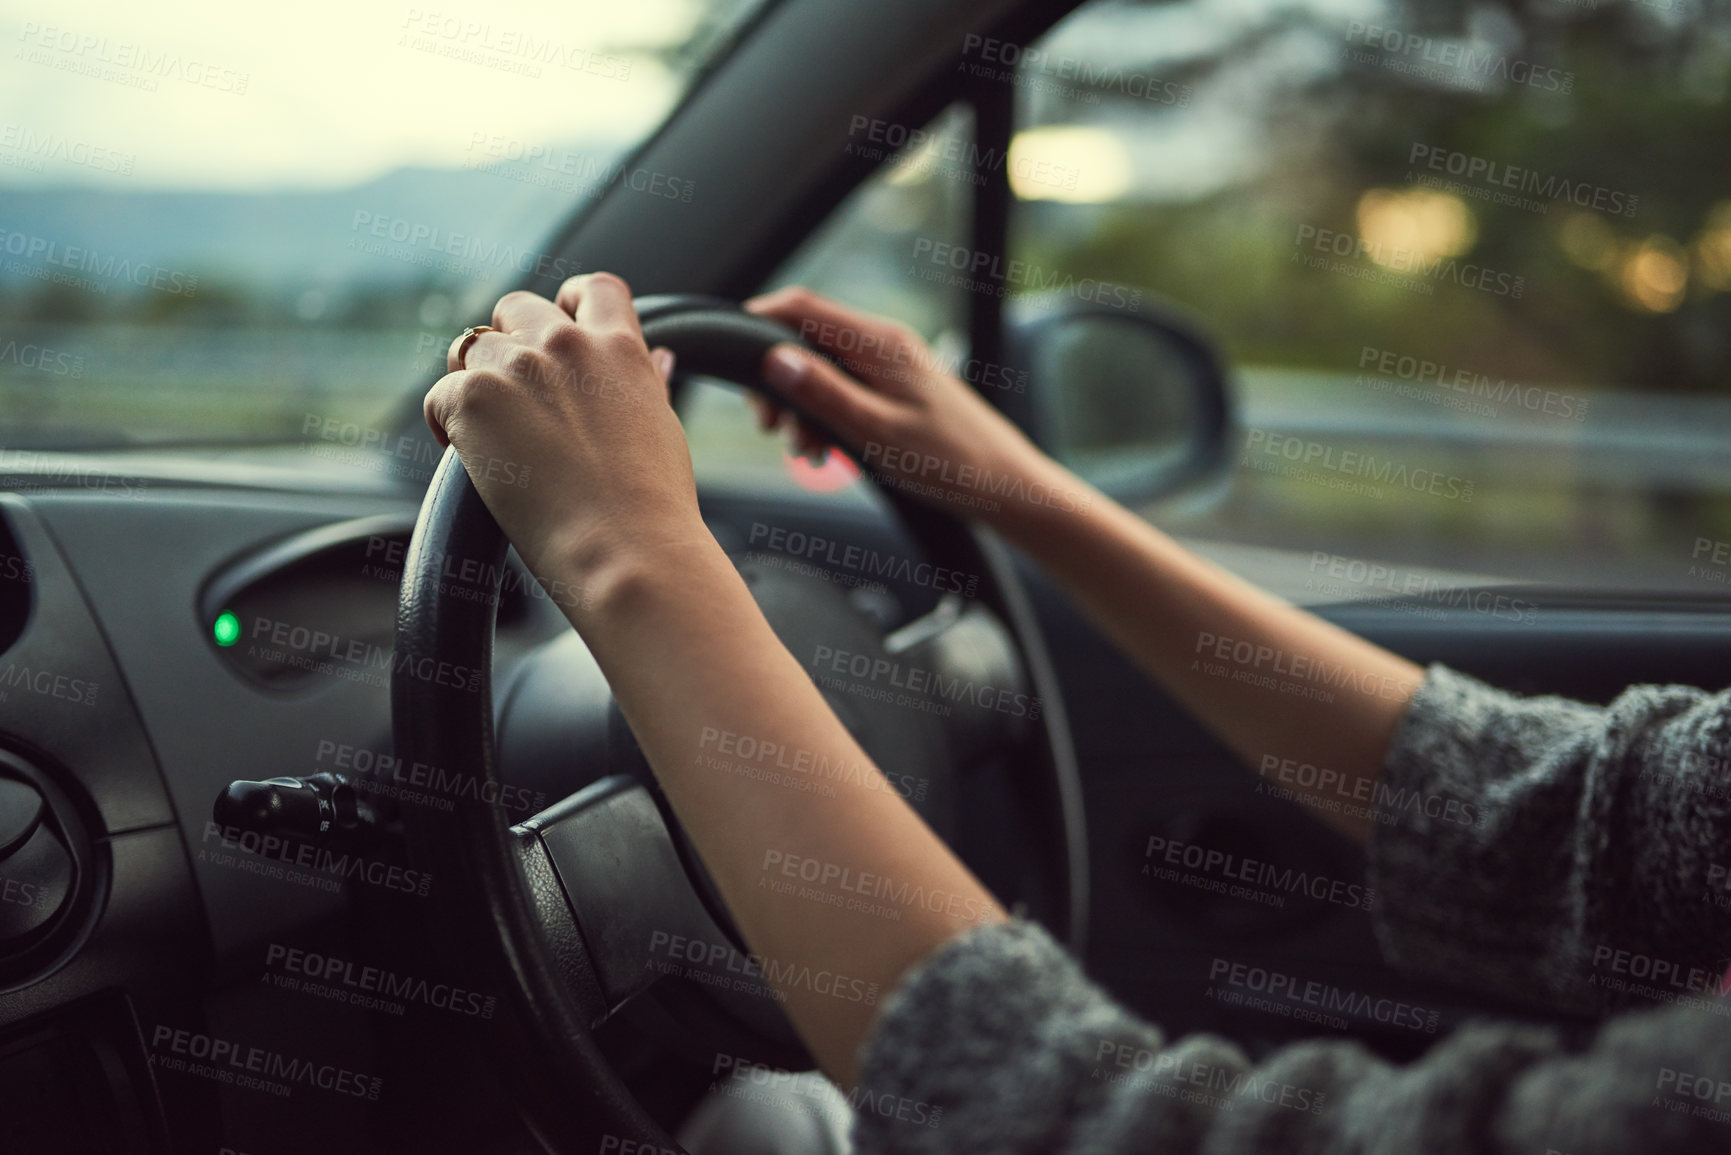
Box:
left=0, top=153, right=629, bottom=291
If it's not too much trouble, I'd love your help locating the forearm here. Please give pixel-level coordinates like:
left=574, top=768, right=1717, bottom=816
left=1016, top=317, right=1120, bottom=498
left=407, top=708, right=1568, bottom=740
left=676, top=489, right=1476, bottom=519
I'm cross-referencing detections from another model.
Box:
left=561, top=534, right=1005, bottom=1084
left=990, top=456, right=1423, bottom=843
left=426, top=279, right=1004, bottom=1083
left=739, top=288, right=1419, bottom=840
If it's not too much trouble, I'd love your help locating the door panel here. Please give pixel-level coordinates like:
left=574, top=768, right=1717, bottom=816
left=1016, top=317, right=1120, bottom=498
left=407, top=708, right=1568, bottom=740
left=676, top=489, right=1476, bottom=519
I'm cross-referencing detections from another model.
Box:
left=1029, top=561, right=1731, bottom=1055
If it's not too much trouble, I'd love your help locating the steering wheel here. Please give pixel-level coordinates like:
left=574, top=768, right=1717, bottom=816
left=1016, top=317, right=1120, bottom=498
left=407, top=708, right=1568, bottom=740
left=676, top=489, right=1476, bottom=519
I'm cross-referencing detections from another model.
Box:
left=391, top=295, right=1086, bottom=1151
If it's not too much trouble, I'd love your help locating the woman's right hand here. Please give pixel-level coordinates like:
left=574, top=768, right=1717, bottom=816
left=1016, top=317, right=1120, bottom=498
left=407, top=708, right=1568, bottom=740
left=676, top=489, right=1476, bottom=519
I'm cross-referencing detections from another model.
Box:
left=745, top=287, right=1096, bottom=524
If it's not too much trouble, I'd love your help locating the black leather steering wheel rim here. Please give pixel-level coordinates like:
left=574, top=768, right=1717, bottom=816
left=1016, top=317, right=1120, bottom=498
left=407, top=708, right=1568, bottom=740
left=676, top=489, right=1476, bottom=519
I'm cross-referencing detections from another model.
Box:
left=391, top=294, right=1086, bottom=1152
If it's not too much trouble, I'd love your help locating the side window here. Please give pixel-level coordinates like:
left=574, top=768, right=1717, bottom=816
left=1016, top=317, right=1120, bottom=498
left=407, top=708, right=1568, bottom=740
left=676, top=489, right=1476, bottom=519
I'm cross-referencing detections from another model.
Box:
left=683, top=105, right=975, bottom=493
left=1003, top=0, right=1731, bottom=605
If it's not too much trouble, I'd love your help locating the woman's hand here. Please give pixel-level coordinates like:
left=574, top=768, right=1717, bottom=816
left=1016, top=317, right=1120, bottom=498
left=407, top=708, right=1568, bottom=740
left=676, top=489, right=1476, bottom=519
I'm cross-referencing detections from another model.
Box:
left=423, top=273, right=715, bottom=612
left=746, top=286, right=1093, bottom=525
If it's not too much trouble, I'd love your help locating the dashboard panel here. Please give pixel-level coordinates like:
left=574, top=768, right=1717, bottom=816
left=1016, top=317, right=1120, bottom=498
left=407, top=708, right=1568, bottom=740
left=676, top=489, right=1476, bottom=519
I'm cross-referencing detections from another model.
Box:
left=0, top=480, right=560, bottom=1152
left=6, top=449, right=1731, bottom=1151
left=0, top=458, right=1064, bottom=1152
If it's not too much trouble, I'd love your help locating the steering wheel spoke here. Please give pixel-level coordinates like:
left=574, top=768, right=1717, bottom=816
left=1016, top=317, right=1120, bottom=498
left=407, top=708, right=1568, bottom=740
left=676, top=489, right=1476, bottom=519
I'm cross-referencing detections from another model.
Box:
left=516, top=776, right=742, bottom=1023
left=883, top=593, right=1036, bottom=768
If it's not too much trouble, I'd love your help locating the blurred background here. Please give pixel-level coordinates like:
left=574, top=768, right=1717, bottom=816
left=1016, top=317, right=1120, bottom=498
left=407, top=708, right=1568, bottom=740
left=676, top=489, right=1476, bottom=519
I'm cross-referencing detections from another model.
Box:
left=3, top=0, right=1731, bottom=597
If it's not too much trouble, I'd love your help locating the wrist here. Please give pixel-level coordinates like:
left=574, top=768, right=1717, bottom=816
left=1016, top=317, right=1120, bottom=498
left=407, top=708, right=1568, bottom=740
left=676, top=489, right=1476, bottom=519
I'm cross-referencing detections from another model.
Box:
left=537, top=508, right=724, bottom=621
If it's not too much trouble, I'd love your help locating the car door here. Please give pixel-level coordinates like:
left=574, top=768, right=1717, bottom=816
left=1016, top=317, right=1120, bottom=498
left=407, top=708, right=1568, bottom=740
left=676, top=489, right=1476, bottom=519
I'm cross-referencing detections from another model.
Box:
left=979, top=0, right=1731, bottom=1057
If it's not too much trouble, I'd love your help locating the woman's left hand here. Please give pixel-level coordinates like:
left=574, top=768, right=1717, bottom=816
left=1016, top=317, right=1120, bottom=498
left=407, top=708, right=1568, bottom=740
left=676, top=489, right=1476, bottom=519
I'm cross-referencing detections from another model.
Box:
left=423, top=272, right=708, bottom=608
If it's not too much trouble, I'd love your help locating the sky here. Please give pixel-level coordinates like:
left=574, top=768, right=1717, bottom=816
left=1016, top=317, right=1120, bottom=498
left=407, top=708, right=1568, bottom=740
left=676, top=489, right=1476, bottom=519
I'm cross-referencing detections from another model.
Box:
left=0, top=0, right=717, bottom=189
left=0, top=0, right=1404, bottom=199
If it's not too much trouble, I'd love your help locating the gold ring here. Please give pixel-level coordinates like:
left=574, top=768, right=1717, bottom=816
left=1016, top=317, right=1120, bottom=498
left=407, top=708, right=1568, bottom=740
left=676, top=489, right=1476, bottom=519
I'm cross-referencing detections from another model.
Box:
left=453, top=324, right=498, bottom=369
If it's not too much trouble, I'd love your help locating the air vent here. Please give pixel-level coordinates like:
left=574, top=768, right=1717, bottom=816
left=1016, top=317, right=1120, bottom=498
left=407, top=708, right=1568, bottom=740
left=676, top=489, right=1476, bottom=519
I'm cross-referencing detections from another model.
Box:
left=0, top=747, right=98, bottom=987
left=0, top=511, right=33, bottom=660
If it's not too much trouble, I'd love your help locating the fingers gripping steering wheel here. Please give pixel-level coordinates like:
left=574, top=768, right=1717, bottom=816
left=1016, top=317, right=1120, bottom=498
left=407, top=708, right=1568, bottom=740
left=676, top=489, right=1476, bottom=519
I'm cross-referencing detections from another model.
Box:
left=391, top=295, right=1087, bottom=1151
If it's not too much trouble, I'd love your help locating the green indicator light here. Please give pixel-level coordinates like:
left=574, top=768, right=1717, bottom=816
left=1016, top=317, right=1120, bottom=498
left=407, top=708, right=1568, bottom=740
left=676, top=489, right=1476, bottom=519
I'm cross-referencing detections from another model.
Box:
left=213, top=611, right=241, bottom=648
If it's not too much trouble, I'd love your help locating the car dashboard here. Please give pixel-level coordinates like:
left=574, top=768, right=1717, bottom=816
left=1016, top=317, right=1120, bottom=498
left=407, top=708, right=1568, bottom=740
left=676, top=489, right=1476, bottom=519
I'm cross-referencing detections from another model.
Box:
left=0, top=448, right=574, bottom=1152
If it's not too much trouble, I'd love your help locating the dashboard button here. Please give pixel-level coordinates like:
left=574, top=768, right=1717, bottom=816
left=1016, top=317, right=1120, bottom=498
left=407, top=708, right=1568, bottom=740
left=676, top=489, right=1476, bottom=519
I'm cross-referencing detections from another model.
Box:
left=0, top=775, right=43, bottom=858
left=0, top=825, right=72, bottom=941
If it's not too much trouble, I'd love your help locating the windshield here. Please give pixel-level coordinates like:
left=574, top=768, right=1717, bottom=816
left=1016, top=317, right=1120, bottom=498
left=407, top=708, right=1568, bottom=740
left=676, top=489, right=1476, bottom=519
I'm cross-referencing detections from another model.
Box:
left=0, top=0, right=767, bottom=450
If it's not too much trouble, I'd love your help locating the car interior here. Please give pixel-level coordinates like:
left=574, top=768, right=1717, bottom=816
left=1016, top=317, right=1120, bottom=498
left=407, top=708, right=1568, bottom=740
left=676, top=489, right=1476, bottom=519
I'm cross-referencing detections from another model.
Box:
left=3, top=0, right=1730, bottom=1151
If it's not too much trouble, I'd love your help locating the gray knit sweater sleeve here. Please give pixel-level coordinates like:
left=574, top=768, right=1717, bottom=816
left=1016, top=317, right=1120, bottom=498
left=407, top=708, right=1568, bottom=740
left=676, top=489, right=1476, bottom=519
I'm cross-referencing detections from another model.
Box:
left=1370, top=663, right=1731, bottom=1011
left=849, top=664, right=1731, bottom=1155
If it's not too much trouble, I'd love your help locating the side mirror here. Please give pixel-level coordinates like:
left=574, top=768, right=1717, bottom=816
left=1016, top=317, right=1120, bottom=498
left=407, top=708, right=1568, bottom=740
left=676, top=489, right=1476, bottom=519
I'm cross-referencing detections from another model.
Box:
left=1001, top=296, right=1233, bottom=505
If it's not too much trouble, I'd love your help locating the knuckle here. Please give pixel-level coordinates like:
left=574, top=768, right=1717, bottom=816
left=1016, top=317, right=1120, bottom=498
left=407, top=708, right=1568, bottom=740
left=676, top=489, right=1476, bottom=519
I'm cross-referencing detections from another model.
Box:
left=587, top=270, right=632, bottom=296
left=503, top=346, right=548, bottom=382
left=542, top=322, right=587, bottom=358
left=494, top=290, right=539, bottom=319
left=449, top=372, right=505, bottom=415
left=597, top=327, right=646, bottom=359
